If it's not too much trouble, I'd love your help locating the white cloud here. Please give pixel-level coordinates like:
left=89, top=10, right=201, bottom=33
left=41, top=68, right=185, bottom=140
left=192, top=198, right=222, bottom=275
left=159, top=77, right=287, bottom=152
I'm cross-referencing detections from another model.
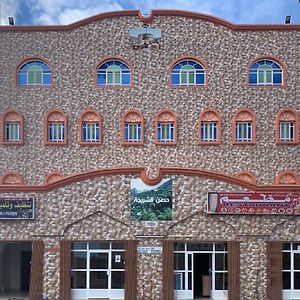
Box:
left=0, top=0, right=21, bottom=25
left=28, top=0, right=124, bottom=25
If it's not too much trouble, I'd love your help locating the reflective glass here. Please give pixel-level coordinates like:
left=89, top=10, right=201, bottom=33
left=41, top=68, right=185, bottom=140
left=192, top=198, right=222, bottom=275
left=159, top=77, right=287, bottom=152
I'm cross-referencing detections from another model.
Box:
left=90, top=253, right=108, bottom=269
left=90, top=271, right=108, bottom=289
left=71, top=271, right=86, bottom=288
left=71, top=252, right=87, bottom=269
left=111, top=271, right=124, bottom=289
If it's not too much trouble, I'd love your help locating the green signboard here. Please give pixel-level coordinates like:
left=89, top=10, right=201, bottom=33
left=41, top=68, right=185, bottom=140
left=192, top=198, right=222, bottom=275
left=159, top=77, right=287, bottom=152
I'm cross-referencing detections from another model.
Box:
left=131, top=178, right=172, bottom=221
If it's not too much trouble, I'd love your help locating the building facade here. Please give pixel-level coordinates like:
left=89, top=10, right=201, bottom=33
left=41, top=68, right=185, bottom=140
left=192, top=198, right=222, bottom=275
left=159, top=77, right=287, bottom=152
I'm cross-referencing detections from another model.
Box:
left=0, top=9, right=299, bottom=300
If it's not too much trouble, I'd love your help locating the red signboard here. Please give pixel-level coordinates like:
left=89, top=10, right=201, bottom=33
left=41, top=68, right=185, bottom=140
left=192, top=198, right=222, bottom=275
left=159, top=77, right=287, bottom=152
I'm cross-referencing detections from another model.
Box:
left=207, top=192, right=300, bottom=215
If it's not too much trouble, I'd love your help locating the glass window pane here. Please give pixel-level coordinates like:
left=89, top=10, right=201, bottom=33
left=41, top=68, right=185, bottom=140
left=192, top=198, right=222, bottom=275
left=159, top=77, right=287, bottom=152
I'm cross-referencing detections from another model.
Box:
left=187, top=243, right=213, bottom=251
left=273, top=73, right=282, bottom=84
left=188, top=72, right=194, bottom=84
left=215, top=273, right=227, bottom=290
left=282, top=272, right=291, bottom=289
left=292, top=243, right=300, bottom=250
left=174, top=243, right=185, bottom=251
left=172, top=73, right=179, bottom=85
left=71, top=271, right=86, bottom=288
left=71, top=252, right=87, bottom=269
left=266, top=70, right=272, bottom=83
left=112, top=242, right=125, bottom=250
left=174, top=253, right=185, bottom=270
left=111, top=251, right=125, bottom=269
left=258, top=71, right=264, bottom=83
left=90, top=253, right=108, bottom=269
left=90, top=271, right=108, bottom=289
left=72, top=242, right=87, bottom=250
left=181, top=72, right=187, bottom=84
left=282, top=252, right=291, bottom=270
left=122, top=73, right=130, bottom=85
left=89, top=242, right=110, bottom=250
left=111, top=271, right=124, bottom=289
left=174, top=272, right=184, bottom=290
left=282, top=243, right=291, bottom=250
left=115, top=72, right=121, bottom=84
left=196, top=73, right=204, bottom=85
left=294, top=253, right=300, bottom=270
left=294, top=272, right=300, bottom=289
left=249, top=73, right=257, bottom=84
left=215, top=254, right=227, bottom=271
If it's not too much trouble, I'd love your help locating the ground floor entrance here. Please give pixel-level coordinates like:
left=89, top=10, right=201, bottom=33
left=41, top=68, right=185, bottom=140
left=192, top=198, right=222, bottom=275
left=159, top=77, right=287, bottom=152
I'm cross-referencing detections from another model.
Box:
left=0, top=242, right=32, bottom=299
left=71, top=241, right=125, bottom=300
left=174, top=242, right=228, bottom=300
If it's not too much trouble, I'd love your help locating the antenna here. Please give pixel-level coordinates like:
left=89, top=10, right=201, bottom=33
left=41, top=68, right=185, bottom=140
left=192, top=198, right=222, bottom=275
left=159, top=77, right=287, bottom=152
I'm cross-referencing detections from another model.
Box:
left=8, top=16, right=14, bottom=25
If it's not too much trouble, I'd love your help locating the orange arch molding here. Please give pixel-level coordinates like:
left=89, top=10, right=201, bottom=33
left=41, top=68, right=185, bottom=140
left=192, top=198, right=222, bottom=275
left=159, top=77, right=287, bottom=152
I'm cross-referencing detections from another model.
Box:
left=0, top=10, right=299, bottom=32
left=0, top=167, right=299, bottom=193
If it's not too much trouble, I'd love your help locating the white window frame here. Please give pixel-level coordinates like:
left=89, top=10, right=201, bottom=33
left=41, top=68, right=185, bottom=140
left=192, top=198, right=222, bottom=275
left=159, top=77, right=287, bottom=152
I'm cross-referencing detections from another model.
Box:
left=82, top=122, right=99, bottom=143
left=48, top=122, right=64, bottom=142
left=282, top=243, right=300, bottom=300
left=124, top=123, right=141, bottom=143
left=279, top=122, right=294, bottom=142
left=236, top=122, right=252, bottom=142
left=5, top=122, right=20, bottom=142
left=157, top=123, right=174, bottom=143
left=201, top=122, right=218, bottom=142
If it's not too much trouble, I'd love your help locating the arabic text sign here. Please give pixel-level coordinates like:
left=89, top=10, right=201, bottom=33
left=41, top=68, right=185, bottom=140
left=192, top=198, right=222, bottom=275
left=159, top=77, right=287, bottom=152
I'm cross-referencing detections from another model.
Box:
left=0, top=197, right=35, bottom=219
left=207, top=192, right=300, bottom=215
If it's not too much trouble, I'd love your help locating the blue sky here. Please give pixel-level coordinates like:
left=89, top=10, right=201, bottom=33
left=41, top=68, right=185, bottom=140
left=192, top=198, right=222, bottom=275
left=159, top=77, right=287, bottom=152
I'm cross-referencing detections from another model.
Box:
left=0, top=0, right=299, bottom=25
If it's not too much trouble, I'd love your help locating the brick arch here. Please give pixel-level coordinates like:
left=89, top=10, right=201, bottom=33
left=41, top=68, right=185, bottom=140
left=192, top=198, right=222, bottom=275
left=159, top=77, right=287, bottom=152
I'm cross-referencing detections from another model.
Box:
left=198, top=108, right=221, bottom=145
left=121, top=109, right=144, bottom=145
left=275, top=171, right=299, bottom=185
left=232, top=108, right=256, bottom=144
left=94, top=56, right=133, bottom=88
left=1, top=172, right=23, bottom=185
left=275, top=107, right=299, bottom=144
left=78, top=108, right=102, bottom=145
left=16, top=56, right=53, bottom=88
left=44, top=109, right=67, bottom=145
left=1, top=109, right=24, bottom=144
left=155, top=108, right=177, bottom=145
left=169, top=55, right=208, bottom=88
left=45, top=172, right=64, bottom=184
left=247, top=55, right=287, bottom=87
left=235, top=171, right=256, bottom=184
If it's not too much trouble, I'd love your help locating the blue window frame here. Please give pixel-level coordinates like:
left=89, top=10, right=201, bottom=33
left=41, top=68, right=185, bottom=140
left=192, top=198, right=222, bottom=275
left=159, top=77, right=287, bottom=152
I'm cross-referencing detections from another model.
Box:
left=124, top=123, right=141, bottom=143
left=249, top=59, right=282, bottom=85
left=157, top=123, right=174, bottom=142
left=48, top=123, right=64, bottom=142
left=82, top=123, right=100, bottom=142
left=201, top=122, right=218, bottom=142
left=235, top=122, right=252, bottom=142
left=18, top=60, right=52, bottom=86
left=97, top=60, right=130, bottom=86
left=171, top=60, right=205, bottom=86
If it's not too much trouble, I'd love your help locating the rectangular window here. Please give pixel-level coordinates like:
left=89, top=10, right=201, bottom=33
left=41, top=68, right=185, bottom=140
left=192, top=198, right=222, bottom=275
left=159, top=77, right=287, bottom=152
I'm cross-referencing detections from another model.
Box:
left=48, top=123, right=64, bottom=142
left=82, top=123, right=100, bottom=142
left=201, top=122, right=217, bottom=142
left=280, top=122, right=294, bottom=142
left=124, top=123, right=141, bottom=143
left=236, top=122, right=252, bottom=142
left=157, top=123, right=174, bottom=142
left=5, top=123, right=20, bottom=142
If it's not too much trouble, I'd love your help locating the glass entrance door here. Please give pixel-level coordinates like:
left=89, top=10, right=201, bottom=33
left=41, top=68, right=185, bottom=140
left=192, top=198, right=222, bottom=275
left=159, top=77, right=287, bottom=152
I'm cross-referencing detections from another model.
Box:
left=174, top=242, right=228, bottom=300
left=71, top=242, right=125, bottom=300
left=283, top=243, right=300, bottom=300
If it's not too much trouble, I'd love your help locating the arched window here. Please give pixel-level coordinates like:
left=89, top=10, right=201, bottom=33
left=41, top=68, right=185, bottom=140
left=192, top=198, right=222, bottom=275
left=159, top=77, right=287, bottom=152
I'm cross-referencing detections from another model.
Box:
left=1, top=172, right=23, bottom=185
left=79, top=109, right=102, bottom=145
left=232, top=108, right=256, bottom=144
left=276, top=171, right=299, bottom=185
left=122, top=109, right=144, bottom=145
left=198, top=109, right=221, bottom=144
left=1, top=110, right=24, bottom=144
left=235, top=171, right=256, bottom=184
left=249, top=58, right=283, bottom=86
left=275, top=108, right=299, bottom=144
left=155, top=109, right=177, bottom=144
left=44, top=109, right=67, bottom=145
left=171, top=59, right=206, bottom=87
left=96, top=59, right=131, bottom=86
left=17, top=59, right=52, bottom=86
left=45, top=172, right=64, bottom=184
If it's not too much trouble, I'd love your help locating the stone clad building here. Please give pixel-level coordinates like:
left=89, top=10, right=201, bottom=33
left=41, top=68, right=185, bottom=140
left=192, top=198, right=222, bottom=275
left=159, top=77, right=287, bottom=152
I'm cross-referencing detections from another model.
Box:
left=0, top=9, right=299, bottom=300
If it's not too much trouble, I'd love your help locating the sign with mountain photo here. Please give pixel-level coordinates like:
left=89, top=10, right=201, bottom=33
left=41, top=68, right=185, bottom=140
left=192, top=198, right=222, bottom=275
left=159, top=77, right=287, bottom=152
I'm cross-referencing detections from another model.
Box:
left=131, top=178, right=172, bottom=221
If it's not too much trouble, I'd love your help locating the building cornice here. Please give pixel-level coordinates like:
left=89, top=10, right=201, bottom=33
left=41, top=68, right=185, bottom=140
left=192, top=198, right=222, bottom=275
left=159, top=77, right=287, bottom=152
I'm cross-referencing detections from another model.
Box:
left=0, top=9, right=299, bottom=32
left=0, top=167, right=300, bottom=193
